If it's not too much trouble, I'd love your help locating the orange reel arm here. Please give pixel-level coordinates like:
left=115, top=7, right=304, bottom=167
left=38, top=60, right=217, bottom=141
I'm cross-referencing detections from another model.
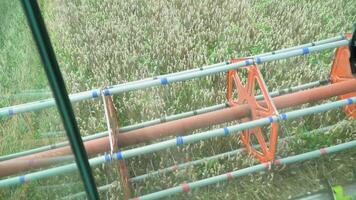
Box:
left=330, top=34, right=356, bottom=118
left=227, top=59, right=279, bottom=162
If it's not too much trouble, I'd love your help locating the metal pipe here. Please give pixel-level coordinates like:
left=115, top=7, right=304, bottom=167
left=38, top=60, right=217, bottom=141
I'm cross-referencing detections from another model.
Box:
left=0, top=80, right=355, bottom=177
left=121, top=79, right=328, bottom=132
left=64, top=122, right=348, bottom=199
left=0, top=131, right=108, bottom=161
left=0, top=36, right=347, bottom=118
left=256, top=34, right=346, bottom=57
left=133, top=136, right=356, bottom=200
left=113, top=80, right=355, bottom=148
left=20, top=0, right=99, bottom=198
left=129, top=122, right=340, bottom=183
left=0, top=97, right=354, bottom=187
left=113, top=97, right=356, bottom=161
left=0, top=79, right=327, bottom=162
left=104, top=40, right=349, bottom=95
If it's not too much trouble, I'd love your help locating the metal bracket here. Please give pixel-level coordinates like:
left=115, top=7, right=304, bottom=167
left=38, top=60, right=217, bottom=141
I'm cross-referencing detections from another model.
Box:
left=103, top=95, right=131, bottom=199
left=330, top=34, right=356, bottom=118
left=227, top=58, right=279, bottom=162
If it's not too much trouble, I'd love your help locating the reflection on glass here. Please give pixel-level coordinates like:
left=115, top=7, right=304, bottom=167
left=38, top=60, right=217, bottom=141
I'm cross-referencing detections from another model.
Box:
left=1, top=0, right=356, bottom=200
left=0, top=1, right=84, bottom=199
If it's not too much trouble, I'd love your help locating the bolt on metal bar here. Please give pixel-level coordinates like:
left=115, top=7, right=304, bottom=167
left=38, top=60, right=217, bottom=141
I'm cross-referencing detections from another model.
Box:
left=20, top=0, right=99, bottom=199
left=0, top=97, right=354, bottom=188
left=0, top=36, right=345, bottom=118
left=0, top=79, right=328, bottom=161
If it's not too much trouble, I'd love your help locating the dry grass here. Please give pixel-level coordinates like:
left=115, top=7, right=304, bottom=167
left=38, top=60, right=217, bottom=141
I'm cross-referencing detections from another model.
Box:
left=0, top=0, right=356, bottom=199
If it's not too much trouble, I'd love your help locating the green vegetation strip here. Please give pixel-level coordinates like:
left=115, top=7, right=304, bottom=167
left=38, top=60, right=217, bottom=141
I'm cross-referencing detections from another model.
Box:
left=0, top=97, right=354, bottom=188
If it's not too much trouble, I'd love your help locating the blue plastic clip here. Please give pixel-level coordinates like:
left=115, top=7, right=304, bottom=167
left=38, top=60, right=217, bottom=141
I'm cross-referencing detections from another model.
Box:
left=160, top=77, right=169, bottom=85
left=103, top=89, right=110, bottom=96
left=268, top=116, right=274, bottom=123
left=104, top=153, right=111, bottom=162
left=347, top=98, right=353, bottom=105
left=176, top=136, right=184, bottom=145
left=256, top=57, right=262, bottom=64
left=280, top=113, right=287, bottom=120
left=116, top=152, right=123, bottom=160
left=19, top=176, right=25, bottom=184
left=302, top=47, right=310, bottom=55
left=223, top=127, right=230, bottom=136
left=8, top=109, right=14, bottom=116
left=92, top=90, right=99, bottom=98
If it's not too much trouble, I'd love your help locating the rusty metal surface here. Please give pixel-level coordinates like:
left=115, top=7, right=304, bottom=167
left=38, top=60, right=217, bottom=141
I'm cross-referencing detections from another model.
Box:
left=104, top=95, right=131, bottom=199
left=0, top=79, right=355, bottom=177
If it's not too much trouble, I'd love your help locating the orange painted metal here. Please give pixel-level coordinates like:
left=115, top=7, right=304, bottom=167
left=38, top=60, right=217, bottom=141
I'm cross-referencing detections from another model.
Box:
left=330, top=34, right=356, bottom=118
left=104, top=96, right=131, bottom=199
left=0, top=79, right=356, bottom=177
left=228, top=59, right=279, bottom=162
left=227, top=58, right=246, bottom=106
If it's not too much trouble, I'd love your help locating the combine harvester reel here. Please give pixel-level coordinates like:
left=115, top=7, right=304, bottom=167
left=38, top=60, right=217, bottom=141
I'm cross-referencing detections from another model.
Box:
left=1, top=28, right=356, bottom=200
left=225, top=32, right=356, bottom=165
left=227, top=59, right=279, bottom=163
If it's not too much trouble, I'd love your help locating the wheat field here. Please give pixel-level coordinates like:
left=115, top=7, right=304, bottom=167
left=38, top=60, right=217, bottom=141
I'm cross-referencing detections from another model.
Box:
left=0, top=0, right=356, bottom=199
